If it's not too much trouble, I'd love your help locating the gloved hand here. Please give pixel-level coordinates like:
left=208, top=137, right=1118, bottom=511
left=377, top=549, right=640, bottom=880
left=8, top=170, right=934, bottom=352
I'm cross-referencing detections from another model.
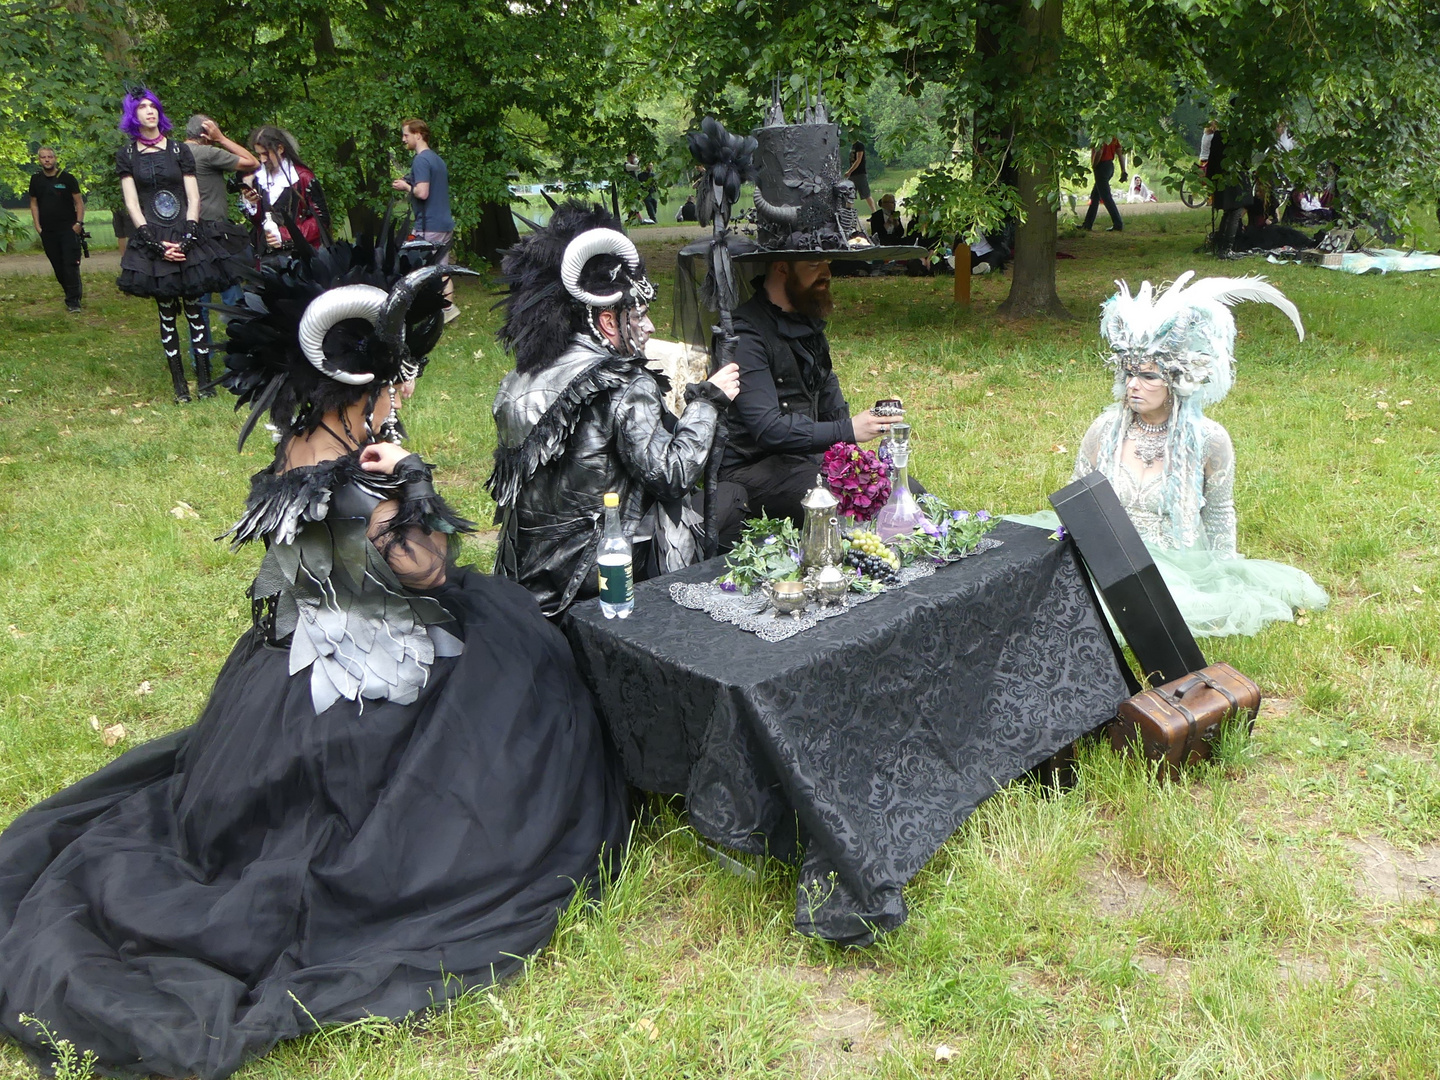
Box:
left=133, top=224, right=165, bottom=257
left=179, top=220, right=200, bottom=255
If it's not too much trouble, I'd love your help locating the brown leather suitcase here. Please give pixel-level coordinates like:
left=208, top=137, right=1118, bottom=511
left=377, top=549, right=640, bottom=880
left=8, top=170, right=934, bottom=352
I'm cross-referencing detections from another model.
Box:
left=1109, top=663, right=1261, bottom=775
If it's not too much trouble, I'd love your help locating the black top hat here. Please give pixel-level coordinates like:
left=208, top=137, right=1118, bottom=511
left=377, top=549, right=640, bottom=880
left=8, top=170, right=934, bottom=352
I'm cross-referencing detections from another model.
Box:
left=731, top=83, right=929, bottom=265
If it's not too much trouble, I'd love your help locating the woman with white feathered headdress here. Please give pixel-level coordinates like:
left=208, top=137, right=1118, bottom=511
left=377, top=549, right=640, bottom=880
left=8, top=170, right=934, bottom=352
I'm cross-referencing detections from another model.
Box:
left=1012, top=272, right=1328, bottom=637
left=1070, top=272, right=1328, bottom=636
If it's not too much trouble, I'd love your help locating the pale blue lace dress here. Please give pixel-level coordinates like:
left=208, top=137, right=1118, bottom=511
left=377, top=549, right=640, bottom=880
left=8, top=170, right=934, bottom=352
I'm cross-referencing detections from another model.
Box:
left=1010, top=412, right=1327, bottom=638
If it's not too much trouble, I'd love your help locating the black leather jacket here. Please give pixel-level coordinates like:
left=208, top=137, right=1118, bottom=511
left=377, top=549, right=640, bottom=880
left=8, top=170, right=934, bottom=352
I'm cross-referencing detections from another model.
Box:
left=489, top=336, right=728, bottom=616
left=722, top=289, right=854, bottom=468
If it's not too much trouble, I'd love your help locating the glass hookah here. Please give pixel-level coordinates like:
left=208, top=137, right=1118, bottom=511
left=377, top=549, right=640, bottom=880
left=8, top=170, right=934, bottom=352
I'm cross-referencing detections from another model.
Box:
left=875, top=421, right=926, bottom=541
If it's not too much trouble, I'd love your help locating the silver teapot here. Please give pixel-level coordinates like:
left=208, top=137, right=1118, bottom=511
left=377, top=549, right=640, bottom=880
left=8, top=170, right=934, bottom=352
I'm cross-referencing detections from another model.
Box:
left=762, top=579, right=809, bottom=617
left=799, top=474, right=844, bottom=571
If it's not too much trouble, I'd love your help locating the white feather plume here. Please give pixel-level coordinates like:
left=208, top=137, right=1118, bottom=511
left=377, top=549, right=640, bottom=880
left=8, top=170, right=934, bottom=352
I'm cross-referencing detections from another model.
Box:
left=1099, top=272, right=1304, bottom=406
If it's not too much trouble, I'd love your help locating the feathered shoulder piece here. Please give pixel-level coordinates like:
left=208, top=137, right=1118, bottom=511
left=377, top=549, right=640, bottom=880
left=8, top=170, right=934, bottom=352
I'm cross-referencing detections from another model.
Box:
left=1099, top=272, right=1304, bottom=405
left=225, top=456, right=385, bottom=548
left=497, top=201, right=653, bottom=374
left=226, top=454, right=472, bottom=549
left=218, top=227, right=475, bottom=450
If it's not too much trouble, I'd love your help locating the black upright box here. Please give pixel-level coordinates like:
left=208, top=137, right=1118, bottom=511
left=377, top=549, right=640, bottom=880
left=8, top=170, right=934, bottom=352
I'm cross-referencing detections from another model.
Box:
left=1050, top=471, right=1206, bottom=686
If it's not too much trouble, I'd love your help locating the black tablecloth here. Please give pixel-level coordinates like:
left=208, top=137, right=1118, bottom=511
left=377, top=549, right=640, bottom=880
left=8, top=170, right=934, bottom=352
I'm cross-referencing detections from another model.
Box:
left=562, top=522, right=1130, bottom=944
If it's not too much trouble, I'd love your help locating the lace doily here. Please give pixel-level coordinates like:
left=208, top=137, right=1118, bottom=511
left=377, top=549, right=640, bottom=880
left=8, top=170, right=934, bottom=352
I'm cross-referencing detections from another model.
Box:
left=670, top=538, right=1003, bottom=642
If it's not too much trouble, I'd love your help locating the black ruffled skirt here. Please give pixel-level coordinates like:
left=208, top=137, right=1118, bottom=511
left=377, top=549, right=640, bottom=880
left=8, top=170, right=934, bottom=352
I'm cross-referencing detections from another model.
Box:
left=116, top=220, right=244, bottom=300
left=0, top=569, right=628, bottom=1079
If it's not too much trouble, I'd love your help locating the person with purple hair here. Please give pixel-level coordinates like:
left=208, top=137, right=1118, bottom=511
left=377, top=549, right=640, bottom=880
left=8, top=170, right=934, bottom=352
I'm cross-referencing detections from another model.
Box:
left=116, top=87, right=237, bottom=403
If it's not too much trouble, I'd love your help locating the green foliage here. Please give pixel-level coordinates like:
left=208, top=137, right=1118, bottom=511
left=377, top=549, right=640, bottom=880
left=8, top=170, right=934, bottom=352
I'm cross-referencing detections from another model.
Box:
left=16, top=1015, right=97, bottom=1080
left=718, top=514, right=803, bottom=593
left=896, top=496, right=999, bottom=563
left=0, top=209, right=32, bottom=254
left=901, top=160, right=1026, bottom=243
left=0, top=0, right=136, bottom=207
left=133, top=0, right=654, bottom=238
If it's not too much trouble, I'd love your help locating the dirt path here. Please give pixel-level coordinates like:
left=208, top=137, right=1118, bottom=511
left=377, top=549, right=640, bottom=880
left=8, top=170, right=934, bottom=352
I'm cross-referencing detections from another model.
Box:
left=0, top=250, right=122, bottom=277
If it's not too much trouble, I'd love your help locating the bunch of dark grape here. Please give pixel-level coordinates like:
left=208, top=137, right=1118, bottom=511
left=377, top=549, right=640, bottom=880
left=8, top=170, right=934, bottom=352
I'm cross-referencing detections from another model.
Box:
left=843, top=531, right=901, bottom=584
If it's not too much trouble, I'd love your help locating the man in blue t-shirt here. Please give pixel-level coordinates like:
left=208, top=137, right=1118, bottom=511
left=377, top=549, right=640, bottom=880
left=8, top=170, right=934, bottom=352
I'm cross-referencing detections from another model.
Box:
left=393, top=119, right=458, bottom=320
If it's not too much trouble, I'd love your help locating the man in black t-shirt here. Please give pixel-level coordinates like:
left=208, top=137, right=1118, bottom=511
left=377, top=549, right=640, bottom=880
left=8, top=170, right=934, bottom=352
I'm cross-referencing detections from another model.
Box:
left=27, top=146, right=85, bottom=312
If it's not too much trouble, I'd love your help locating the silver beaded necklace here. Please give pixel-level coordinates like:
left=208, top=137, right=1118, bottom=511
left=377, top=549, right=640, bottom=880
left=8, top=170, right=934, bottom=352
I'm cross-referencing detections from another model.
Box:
left=1129, top=415, right=1169, bottom=465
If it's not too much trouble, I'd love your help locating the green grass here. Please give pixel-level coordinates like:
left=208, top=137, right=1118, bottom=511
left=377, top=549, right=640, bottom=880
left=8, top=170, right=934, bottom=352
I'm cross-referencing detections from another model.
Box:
left=3, top=210, right=1440, bottom=1077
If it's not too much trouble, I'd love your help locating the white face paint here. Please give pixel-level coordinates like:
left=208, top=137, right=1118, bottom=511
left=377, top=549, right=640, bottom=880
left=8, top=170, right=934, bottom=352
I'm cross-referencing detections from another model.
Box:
left=1123, top=361, right=1171, bottom=421
left=620, top=305, right=655, bottom=355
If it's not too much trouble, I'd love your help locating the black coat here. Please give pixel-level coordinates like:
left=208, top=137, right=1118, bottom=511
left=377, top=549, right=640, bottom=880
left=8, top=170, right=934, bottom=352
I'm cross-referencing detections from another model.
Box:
left=722, top=288, right=854, bottom=469
left=489, top=336, right=727, bottom=616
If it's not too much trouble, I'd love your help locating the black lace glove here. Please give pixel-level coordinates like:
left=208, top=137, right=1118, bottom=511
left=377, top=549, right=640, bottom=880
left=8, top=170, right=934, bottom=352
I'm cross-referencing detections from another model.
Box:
left=179, top=220, right=200, bottom=255
left=133, top=224, right=165, bottom=257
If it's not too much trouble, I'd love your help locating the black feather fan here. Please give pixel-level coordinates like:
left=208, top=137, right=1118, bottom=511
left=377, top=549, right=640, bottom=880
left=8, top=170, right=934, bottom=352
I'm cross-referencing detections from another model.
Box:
left=687, top=117, right=758, bottom=226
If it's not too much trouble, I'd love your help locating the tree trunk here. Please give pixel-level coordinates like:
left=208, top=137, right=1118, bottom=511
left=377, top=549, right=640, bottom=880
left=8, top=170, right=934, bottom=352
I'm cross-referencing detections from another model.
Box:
left=462, top=200, right=520, bottom=267
left=997, top=0, right=1070, bottom=320
left=998, top=154, right=1069, bottom=318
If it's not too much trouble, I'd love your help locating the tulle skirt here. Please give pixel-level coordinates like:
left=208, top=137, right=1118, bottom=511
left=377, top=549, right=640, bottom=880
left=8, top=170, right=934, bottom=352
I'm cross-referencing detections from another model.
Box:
left=116, top=219, right=244, bottom=300
left=1005, top=512, right=1328, bottom=638
left=0, top=568, right=628, bottom=1079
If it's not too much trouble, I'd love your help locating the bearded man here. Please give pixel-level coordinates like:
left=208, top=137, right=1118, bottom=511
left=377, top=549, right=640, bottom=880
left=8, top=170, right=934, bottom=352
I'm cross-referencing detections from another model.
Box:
left=718, top=258, right=897, bottom=523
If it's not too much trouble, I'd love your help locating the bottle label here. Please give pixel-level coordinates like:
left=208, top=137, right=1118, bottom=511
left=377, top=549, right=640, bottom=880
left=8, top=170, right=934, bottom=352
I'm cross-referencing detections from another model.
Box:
left=598, top=559, right=633, bottom=605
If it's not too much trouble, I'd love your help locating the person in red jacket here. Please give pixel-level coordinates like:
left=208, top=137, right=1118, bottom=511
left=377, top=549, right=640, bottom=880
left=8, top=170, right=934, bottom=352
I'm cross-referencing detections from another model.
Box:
left=240, top=126, right=331, bottom=257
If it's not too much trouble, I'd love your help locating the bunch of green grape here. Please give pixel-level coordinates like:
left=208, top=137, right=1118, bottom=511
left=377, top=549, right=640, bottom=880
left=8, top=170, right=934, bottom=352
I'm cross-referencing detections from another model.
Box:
left=843, top=531, right=900, bottom=584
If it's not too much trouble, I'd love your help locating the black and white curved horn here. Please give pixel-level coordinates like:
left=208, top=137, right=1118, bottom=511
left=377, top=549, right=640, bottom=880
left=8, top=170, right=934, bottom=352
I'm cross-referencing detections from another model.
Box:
left=297, top=285, right=386, bottom=385
left=560, top=228, right=640, bottom=307
left=374, top=264, right=468, bottom=353
left=753, top=189, right=799, bottom=225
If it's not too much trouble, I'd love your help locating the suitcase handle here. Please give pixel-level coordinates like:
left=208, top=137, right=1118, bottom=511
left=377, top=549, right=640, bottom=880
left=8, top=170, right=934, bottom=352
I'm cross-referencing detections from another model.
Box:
left=1164, top=669, right=1248, bottom=721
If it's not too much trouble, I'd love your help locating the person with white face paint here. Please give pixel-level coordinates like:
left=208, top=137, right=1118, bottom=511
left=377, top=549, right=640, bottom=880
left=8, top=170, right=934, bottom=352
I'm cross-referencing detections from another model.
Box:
left=1015, top=272, right=1328, bottom=637
left=488, top=201, right=743, bottom=616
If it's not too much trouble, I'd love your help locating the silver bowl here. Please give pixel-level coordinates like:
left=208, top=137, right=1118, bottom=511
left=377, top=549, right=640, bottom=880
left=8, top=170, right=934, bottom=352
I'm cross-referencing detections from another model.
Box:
left=763, top=579, right=809, bottom=617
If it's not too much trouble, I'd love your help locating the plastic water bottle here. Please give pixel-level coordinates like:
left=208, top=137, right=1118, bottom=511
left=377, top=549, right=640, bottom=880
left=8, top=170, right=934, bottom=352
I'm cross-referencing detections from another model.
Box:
left=262, top=212, right=282, bottom=248
left=597, top=492, right=634, bottom=619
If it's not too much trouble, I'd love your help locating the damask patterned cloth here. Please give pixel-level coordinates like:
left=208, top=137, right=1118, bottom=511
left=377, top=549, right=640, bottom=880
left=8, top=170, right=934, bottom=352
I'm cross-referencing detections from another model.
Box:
left=562, top=521, right=1130, bottom=944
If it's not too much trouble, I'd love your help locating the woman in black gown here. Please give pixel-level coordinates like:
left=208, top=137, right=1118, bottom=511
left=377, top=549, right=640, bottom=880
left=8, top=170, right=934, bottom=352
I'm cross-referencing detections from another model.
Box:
left=115, top=87, right=237, bottom=402
left=0, top=237, right=629, bottom=1079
